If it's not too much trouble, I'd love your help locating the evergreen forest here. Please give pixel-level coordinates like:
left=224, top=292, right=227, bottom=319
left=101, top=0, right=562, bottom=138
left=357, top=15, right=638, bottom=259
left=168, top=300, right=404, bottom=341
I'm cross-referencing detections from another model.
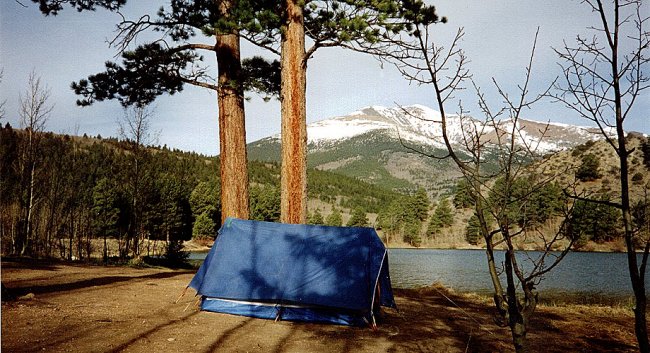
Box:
left=0, top=124, right=406, bottom=261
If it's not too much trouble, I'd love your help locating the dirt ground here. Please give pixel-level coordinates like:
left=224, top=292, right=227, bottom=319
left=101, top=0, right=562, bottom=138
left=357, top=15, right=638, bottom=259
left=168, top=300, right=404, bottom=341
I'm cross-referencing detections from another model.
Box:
left=1, top=259, right=641, bottom=353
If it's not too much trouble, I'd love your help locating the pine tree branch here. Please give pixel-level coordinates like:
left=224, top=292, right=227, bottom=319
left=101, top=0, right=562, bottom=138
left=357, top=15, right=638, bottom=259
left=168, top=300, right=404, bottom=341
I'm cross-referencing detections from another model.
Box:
left=177, top=75, right=218, bottom=92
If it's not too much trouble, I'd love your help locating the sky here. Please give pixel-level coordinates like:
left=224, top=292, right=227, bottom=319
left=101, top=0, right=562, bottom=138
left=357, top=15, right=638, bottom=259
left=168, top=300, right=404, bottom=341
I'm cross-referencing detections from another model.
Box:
left=1, top=0, right=648, bottom=156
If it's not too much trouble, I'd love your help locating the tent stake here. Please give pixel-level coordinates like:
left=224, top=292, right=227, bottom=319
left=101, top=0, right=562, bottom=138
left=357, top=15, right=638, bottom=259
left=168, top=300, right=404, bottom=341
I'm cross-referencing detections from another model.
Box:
left=175, top=286, right=189, bottom=304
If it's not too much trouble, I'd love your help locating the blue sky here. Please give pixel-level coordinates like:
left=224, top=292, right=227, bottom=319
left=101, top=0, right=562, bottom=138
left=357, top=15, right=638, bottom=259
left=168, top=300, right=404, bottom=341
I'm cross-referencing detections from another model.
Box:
left=1, top=0, right=648, bottom=155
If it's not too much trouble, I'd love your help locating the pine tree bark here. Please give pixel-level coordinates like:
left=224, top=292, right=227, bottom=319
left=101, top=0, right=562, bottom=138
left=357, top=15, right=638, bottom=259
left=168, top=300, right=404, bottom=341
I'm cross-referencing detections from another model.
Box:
left=216, top=0, right=250, bottom=223
left=280, top=0, right=307, bottom=224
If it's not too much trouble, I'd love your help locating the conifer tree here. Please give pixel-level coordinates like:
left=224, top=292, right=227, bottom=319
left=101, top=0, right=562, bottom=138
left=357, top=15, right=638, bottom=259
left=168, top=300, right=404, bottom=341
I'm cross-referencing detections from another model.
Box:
left=307, top=209, right=324, bottom=225
left=193, top=212, right=216, bottom=240
left=426, top=198, right=452, bottom=237
left=190, top=181, right=221, bottom=225
left=642, top=138, right=650, bottom=170
left=92, top=177, right=120, bottom=262
left=436, top=198, right=453, bottom=227
left=34, top=0, right=444, bottom=225
left=412, top=188, right=430, bottom=221
left=158, top=175, right=189, bottom=243
left=403, top=218, right=422, bottom=247
left=568, top=197, right=621, bottom=246
left=249, top=185, right=281, bottom=222
left=426, top=212, right=442, bottom=237
left=325, top=208, right=343, bottom=227
left=465, top=213, right=481, bottom=245
left=0, top=125, right=19, bottom=217
left=346, top=208, right=368, bottom=227
left=453, top=179, right=474, bottom=209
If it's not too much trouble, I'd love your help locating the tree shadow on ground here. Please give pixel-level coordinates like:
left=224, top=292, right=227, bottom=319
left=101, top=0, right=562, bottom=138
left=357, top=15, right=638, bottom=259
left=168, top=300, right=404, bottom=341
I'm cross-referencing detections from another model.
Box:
left=381, top=286, right=638, bottom=353
left=192, top=286, right=501, bottom=353
left=3, top=270, right=193, bottom=298
left=105, top=311, right=201, bottom=353
left=1, top=256, right=60, bottom=270
left=195, top=285, right=638, bottom=353
left=200, top=318, right=255, bottom=353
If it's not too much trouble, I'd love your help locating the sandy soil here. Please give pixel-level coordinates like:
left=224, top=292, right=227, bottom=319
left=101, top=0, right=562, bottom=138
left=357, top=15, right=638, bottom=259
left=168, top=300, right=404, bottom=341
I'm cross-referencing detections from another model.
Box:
left=1, top=259, right=640, bottom=353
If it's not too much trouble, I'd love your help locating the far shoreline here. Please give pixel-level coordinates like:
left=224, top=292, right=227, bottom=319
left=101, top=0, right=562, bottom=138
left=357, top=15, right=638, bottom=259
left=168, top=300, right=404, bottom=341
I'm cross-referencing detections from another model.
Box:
left=183, top=239, right=632, bottom=254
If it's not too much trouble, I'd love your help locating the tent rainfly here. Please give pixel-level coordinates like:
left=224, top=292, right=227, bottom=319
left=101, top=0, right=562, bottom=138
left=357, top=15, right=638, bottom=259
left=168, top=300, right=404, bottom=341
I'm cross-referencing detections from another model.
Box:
left=188, top=217, right=396, bottom=327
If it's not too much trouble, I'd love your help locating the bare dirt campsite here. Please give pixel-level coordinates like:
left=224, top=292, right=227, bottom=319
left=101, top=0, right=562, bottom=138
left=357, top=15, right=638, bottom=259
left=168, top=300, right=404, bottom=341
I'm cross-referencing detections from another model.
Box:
left=1, top=259, right=639, bottom=352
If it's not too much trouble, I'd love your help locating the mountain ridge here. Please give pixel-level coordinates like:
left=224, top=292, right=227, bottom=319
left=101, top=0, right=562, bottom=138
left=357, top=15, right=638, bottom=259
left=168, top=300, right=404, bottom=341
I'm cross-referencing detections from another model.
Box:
left=248, top=104, right=620, bottom=196
left=262, top=104, right=613, bottom=153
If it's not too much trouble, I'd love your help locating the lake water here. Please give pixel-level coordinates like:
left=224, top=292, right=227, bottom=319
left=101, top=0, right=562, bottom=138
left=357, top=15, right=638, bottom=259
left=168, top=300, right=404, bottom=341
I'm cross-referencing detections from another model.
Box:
left=388, top=249, right=648, bottom=296
left=189, top=248, right=649, bottom=300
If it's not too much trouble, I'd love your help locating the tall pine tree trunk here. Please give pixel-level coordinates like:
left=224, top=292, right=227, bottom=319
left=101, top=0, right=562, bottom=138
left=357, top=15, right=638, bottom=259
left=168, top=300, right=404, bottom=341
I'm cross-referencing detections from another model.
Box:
left=280, top=0, right=307, bottom=224
left=216, top=0, right=249, bottom=223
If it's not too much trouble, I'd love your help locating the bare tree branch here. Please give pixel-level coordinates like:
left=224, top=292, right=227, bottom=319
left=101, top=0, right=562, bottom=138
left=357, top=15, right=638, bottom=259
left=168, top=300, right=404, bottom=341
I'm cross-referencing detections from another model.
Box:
left=551, top=0, right=650, bottom=349
left=19, top=70, right=53, bottom=133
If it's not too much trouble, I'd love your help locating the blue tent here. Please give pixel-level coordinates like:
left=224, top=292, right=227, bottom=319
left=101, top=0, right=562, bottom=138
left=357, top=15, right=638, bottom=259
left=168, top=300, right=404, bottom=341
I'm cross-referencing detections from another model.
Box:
left=188, top=218, right=396, bottom=326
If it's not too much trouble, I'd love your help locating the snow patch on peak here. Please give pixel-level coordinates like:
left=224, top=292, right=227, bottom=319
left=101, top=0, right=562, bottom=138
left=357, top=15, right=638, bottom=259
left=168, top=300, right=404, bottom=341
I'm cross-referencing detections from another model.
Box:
left=307, top=114, right=392, bottom=144
left=348, top=105, right=389, bottom=116
left=308, top=104, right=465, bottom=146
left=302, top=104, right=602, bottom=153
left=401, top=104, right=442, bottom=119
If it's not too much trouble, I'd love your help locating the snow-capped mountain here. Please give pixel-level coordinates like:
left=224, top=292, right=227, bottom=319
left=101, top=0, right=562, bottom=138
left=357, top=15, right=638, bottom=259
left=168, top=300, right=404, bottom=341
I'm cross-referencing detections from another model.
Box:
left=305, top=104, right=604, bottom=153
left=248, top=104, right=610, bottom=196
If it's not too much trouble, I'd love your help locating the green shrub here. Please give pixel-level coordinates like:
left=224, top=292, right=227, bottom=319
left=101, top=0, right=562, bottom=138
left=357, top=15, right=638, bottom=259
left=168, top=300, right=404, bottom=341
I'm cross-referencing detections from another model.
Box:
left=642, top=137, right=650, bottom=169
left=576, top=154, right=601, bottom=181
left=571, top=140, right=596, bottom=156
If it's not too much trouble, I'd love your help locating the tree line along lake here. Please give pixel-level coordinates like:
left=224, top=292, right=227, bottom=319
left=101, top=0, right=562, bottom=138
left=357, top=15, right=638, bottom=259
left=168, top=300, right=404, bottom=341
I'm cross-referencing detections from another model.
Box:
left=189, top=248, right=649, bottom=305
